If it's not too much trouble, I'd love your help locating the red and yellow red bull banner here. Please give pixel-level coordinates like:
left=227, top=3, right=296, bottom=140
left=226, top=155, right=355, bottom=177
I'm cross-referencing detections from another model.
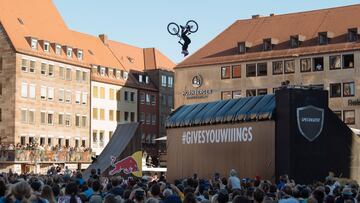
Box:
left=109, top=151, right=142, bottom=177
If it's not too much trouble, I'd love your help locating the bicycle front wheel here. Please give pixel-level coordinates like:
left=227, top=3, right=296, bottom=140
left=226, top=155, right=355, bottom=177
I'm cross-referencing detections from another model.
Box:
left=186, top=20, right=199, bottom=33
left=167, top=22, right=180, bottom=35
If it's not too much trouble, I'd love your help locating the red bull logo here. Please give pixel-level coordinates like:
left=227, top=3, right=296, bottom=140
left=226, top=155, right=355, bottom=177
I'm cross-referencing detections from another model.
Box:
left=109, top=155, right=140, bottom=176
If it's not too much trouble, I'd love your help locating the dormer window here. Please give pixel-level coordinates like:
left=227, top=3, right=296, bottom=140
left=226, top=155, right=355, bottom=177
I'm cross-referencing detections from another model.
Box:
left=123, top=72, right=128, bottom=80
left=43, top=41, right=50, bottom=52
left=237, top=41, right=252, bottom=54
left=145, top=76, right=149, bottom=84
left=31, top=38, right=38, bottom=50
left=263, top=38, right=278, bottom=51
left=318, top=31, right=334, bottom=45
left=115, top=70, right=121, bottom=79
left=139, top=75, right=143, bottom=83
left=66, top=47, right=73, bottom=58
left=290, top=35, right=305, bottom=48
left=77, top=50, right=83, bottom=60
left=348, top=28, right=358, bottom=42
left=55, top=44, right=62, bottom=55
left=99, top=67, right=106, bottom=76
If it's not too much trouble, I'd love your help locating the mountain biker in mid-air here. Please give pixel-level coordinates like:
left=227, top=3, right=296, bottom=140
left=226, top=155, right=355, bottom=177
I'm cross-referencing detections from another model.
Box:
left=179, top=25, right=191, bottom=56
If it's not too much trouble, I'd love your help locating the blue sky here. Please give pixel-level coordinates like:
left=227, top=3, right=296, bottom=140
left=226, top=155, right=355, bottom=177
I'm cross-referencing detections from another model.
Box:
left=53, top=0, right=360, bottom=64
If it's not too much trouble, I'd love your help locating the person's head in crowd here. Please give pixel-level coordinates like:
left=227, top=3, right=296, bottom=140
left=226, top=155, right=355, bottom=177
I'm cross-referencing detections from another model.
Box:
left=134, top=189, right=145, bottom=203
left=325, top=185, right=331, bottom=196
left=162, top=188, right=173, bottom=199
left=11, top=181, right=32, bottom=202
left=150, top=184, right=160, bottom=198
left=183, top=193, right=197, bottom=203
left=145, top=197, right=159, bottom=203
left=230, top=169, right=237, bottom=177
left=104, top=194, right=119, bottom=203
left=0, top=180, right=6, bottom=197
left=51, top=184, right=60, bottom=198
left=123, top=189, right=132, bottom=200
left=312, top=189, right=325, bottom=203
left=92, top=180, right=101, bottom=192
left=183, top=187, right=194, bottom=196
left=217, top=189, right=229, bottom=203
left=283, top=185, right=293, bottom=197
left=41, top=185, right=56, bottom=203
left=341, top=187, right=353, bottom=200
left=65, top=182, right=79, bottom=203
left=232, top=195, right=251, bottom=203
left=31, top=179, right=43, bottom=194
left=254, top=188, right=265, bottom=203
left=325, top=195, right=335, bottom=203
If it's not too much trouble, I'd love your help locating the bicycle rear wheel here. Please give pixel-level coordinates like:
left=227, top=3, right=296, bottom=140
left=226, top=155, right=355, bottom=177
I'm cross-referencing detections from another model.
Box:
left=167, top=22, right=180, bottom=35
left=186, top=20, right=199, bottom=33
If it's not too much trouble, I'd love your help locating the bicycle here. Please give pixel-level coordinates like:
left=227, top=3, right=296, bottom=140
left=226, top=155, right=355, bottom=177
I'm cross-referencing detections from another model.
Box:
left=167, top=20, right=199, bottom=54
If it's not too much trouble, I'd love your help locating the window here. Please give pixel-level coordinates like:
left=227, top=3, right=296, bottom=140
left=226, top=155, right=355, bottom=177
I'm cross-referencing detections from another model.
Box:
left=123, top=71, right=128, bottom=80
left=221, top=66, right=231, bottom=79
left=284, top=60, right=295, bottom=74
left=238, top=42, right=246, bottom=54
left=82, top=93, right=87, bottom=105
left=47, top=112, right=53, bottom=125
left=93, top=131, right=98, bottom=143
left=146, top=94, right=150, bottom=104
left=343, top=54, right=354, bottom=69
left=300, top=58, right=311, bottom=72
left=109, top=110, right=114, bottom=121
left=109, top=89, right=115, bottom=100
left=273, top=61, right=283, bottom=75
left=318, top=32, right=328, bottom=45
left=130, top=92, right=135, bottom=102
left=257, top=63, right=267, bottom=76
left=140, top=112, right=145, bottom=123
left=77, top=50, right=83, bottom=60
left=168, top=95, right=173, bottom=107
left=290, top=36, right=299, bottom=48
left=31, top=38, right=38, bottom=49
left=313, top=57, right=324, bottom=71
left=99, top=131, right=104, bottom=143
left=344, top=110, right=355, bottom=125
left=28, top=110, right=35, bottom=124
left=59, top=89, right=64, bottom=102
left=348, top=28, right=358, bottom=42
left=0, top=83, right=2, bottom=96
left=29, top=60, right=36, bottom=73
left=21, top=136, right=26, bottom=145
left=145, top=76, right=149, bottom=84
left=333, top=111, right=342, bottom=120
left=146, top=114, right=151, bottom=124
left=48, top=87, right=54, bottom=101
left=138, top=75, right=143, bottom=83
left=116, top=111, right=121, bottom=122
left=93, top=86, right=98, bottom=98
left=43, top=42, right=50, bottom=52
left=65, top=139, right=69, bottom=148
left=257, top=89, right=268, bottom=95
left=75, top=92, right=81, bottom=104
left=76, top=70, right=81, bottom=81
left=115, top=70, right=121, bottom=79
left=131, top=112, right=135, bottom=122
left=21, top=82, right=28, bottom=98
left=246, top=89, right=256, bottom=97
left=82, top=71, right=87, bottom=82
left=58, top=113, right=64, bottom=125
left=100, top=87, right=105, bottom=99
left=161, top=75, right=167, bottom=87
left=93, top=108, right=98, bottom=120
left=21, top=109, right=27, bottom=123
left=66, top=48, right=73, bottom=58
left=59, top=66, right=65, bottom=79
left=124, top=112, right=129, bottom=122
left=75, top=114, right=80, bottom=127
left=47, top=138, right=52, bottom=146
left=109, top=131, right=113, bottom=140
left=232, top=65, right=241, bottom=78
left=116, top=90, right=121, bottom=101
left=162, top=95, right=166, bottom=105
left=47, top=64, right=54, bottom=77
left=151, top=95, right=156, bottom=105
left=65, top=68, right=72, bottom=80
left=221, top=91, right=232, bottom=100
left=100, top=67, right=106, bottom=76
left=232, top=90, right=242, bottom=99
left=41, top=63, right=47, bottom=75
left=65, top=90, right=71, bottom=103
left=81, top=115, right=87, bottom=127
left=330, top=83, right=341, bottom=98
left=343, top=82, right=355, bottom=97
left=329, top=55, right=341, bottom=70
left=124, top=91, right=129, bottom=101
left=140, top=93, right=145, bottom=104
left=65, top=114, right=71, bottom=126
left=40, top=86, right=46, bottom=100
left=263, top=39, right=272, bottom=51
left=21, top=59, right=28, bottom=72
left=246, top=64, right=256, bottom=77
left=82, top=140, right=86, bottom=147
left=100, top=109, right=105, bottom=120
left=40, top=137, right=45, bottom=146
left=40, top=111, right=46, bottom=124
left=168, top=76, right=173, bottom=87
left=55, top=44, right=62, bottom=55
left=152, top=114, right=156, bottom=125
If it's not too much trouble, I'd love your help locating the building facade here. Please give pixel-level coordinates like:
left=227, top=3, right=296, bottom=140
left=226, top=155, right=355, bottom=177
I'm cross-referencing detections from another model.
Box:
left=175, top=5, right=360, bottom=129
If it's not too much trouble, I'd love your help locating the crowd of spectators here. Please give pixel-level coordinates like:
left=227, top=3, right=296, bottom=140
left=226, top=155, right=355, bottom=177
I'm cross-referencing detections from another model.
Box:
left=0, top=168, right=357, bottom=203
left=0, top=143, right=91, bottom=152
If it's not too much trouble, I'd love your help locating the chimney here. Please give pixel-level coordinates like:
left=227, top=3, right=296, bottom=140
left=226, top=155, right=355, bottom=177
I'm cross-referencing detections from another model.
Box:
left=270, top=13, right=275, bottom=17
left=252, top=15, right=260, bottom=19
left=99, top=34, right=108, bottom=45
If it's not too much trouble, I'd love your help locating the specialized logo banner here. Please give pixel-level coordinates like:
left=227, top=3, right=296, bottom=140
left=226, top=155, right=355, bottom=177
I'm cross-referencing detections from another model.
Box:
left=109, top=151, right=142, bottom=177
left=296, top=105, right=324, bottom=142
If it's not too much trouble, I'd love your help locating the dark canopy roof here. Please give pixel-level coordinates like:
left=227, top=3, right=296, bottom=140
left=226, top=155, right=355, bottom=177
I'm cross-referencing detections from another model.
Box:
left=166, top=94, right=275, bottom=128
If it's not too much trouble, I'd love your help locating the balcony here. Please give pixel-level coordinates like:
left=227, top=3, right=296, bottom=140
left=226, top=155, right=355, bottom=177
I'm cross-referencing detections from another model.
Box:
left=0, top=150, right=92, bottom=163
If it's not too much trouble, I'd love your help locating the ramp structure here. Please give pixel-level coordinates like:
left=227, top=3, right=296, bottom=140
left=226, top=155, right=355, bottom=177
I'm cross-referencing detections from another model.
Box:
left=83, top=123, right=141, bottom=179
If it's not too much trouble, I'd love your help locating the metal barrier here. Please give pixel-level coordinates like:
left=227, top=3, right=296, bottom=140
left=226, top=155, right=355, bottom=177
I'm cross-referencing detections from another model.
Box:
left=0, top=150, right=92, bottom=163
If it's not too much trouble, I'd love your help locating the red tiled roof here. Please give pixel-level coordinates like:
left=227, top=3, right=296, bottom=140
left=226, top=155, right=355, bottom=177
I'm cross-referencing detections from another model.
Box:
left=176, top=4, right=360, bottom=69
